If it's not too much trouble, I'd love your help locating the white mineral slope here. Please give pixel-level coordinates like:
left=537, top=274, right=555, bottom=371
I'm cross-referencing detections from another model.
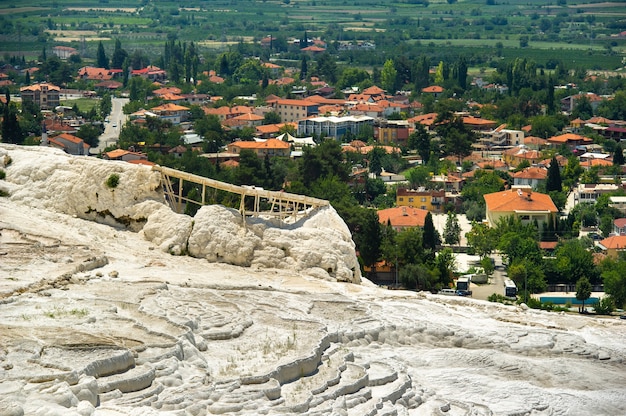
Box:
left=1, top=144, right=625, bottom=416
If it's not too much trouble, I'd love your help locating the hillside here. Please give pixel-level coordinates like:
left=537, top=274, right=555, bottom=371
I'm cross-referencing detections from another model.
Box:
left=1, top=144, right=626, bottom=415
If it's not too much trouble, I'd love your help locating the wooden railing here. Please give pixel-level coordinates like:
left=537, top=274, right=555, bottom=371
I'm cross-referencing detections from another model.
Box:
left=152, top=165, right=329, bottom=222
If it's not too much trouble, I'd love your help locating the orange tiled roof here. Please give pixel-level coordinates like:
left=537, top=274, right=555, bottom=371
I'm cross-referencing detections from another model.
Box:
left=362, top=85, right=385, bottom=95
left=151, top=103, right=190, bottom=112
left=105, top=149, right=129, bottom=159
left=232, top=113, right=264, bottom=121
left=256, top=124, right=281, bottom=134
left=422, top=85, right=444, bottom=93
left=153, top=87, right=182, bottom=96
left=484, top=189, right=558, bottom=213
left=301, top=45, right=326, bottom=52
left=377, top=207, right=428, bottom=228
left=262, top=62, right=281, bottom=69
left=276, top=99, right=318, bottom=107
left=408, top=112, right=438, bottom=126
left=599, top=235, right=626, bottom=250
left=462, top=116, right=497, bottom=127
left=54, top=133, right=83, bottom=144
left=20, top=82, right=60, bottom=92
left=580, top=159, right=613, bottom=168
left=77, top=66, right=113, bottom=80
left=524, top=136, right=547, bottom=146
left=548, top=133, right=592, bottom=143
left=230, top=138, right=290, bottom=150
left=512, top=166, right=548, bottom=179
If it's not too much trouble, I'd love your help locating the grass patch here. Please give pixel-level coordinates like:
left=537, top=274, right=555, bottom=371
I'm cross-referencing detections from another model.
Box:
left=60, top=98, right=97, bottom=113
left=43, top=306, right=89, bottom=319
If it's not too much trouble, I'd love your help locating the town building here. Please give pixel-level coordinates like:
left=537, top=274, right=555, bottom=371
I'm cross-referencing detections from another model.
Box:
left=20, top=83, right=60, bottom=110
left=226, top=138, right=291, bottom=158
left=297, top=115, right=374, bottom=139
left=396, top=188, right=446, bottom=213
left=512, top=166, right=548, bottom=190
left=272, top=99, right=319, bottom=123
left=598, top=235, right=626, bottom=258
left=47, top=133, right=90, bottom=155
left=377, top=206, right=428, bottom=232
left=483, top=188, right=558, bottom=229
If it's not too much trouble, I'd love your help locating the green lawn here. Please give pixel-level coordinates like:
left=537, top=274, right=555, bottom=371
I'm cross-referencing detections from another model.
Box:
left=61, top=98, right=97, bottom=113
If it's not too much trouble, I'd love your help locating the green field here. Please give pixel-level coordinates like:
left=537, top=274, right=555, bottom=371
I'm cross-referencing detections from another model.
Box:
left=0, top=0, right=625, bottom=71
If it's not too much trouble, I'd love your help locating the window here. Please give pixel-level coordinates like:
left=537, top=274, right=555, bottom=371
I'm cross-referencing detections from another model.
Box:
left=408, top=197, right=413, bottom=202
left=520, top=215, right=530, bottom=221
left=421, top=197, right=426, bottom=202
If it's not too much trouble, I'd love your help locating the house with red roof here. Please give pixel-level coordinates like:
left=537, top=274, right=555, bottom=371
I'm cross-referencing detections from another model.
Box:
left=421, top=85, right=444, bottom=98
left=547, top=133, right=593, bottom=150
left=462, top=116, right=498, bottom=131
left=103, top=149, right=148, bottom=162
left=613, top=218, right=626, bottom=235
left=377, top=206, right=428, bottom=232
left=48, top=133, right=90, bottom=156
left=301, top=45, right=326, bottom=54
left=20, top=83, right=60, bottom=110
left=502, top=146, right=543, bottom=166
left=77, top=66, right=115, bottom=81
left=512, top=166, right=548, bottom=190
left=560, top=92, right=603, bottom=114
left=223, top=113, right=265, bottom=129
left=226, top=138, right=291, bottom=158
left=484, top=188, right=558, bottom=229
left=131, top=65, right=166, bottom=82
left=408, top=112, right=438, bottom=131
left=149, top=103, right=190, bottom=124
left=598, top=235, right=626, bottom=258
left=94, top=80, right=123, bottom=90
left=53, top=46, right=78, bottom=59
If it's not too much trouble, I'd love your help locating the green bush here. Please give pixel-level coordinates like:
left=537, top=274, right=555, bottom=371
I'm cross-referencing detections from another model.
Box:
left=0, top=169, right=5, bottom=180
left=106, top=173, right=120, bottom=189
left=593, top=297, right=615, bottom=315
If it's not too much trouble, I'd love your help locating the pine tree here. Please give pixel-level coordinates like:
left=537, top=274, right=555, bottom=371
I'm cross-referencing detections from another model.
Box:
left=546, top=156, right=562, bottom=192
left=443, top=211, right=461, bottom=245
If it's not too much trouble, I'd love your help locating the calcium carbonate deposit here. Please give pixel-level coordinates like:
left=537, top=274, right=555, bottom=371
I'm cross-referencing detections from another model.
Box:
left=1, top=144, right=625, bottom=416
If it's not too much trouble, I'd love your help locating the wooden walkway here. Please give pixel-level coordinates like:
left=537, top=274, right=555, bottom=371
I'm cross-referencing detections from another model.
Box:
left=153, top=165, right=329, bottom=221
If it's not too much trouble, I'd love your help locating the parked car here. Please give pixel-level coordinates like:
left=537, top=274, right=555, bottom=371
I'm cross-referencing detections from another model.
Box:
left=438, top=289, right=457, bottom=296
left=587, top=232, right=602, bottom=241
left=456, top=290, right=472, bottom=297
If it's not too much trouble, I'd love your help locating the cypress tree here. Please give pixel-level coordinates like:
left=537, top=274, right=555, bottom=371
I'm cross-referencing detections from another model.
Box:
left=423, top=212, right=440, bottom=252
left=613, top=143, right=625, bottom=166
left=546, top=156, right=562, bottom=192
left=97, top=41, right=109, bottom=69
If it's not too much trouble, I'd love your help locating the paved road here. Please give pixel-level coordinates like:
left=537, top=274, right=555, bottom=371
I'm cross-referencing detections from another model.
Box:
left=92, top=97, right=129, bottom=154
left=468, top=255, right=507, bottom=301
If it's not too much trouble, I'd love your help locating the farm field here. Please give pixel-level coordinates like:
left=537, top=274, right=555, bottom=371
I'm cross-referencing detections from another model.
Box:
left=0, top=0, right=624, bottom=70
